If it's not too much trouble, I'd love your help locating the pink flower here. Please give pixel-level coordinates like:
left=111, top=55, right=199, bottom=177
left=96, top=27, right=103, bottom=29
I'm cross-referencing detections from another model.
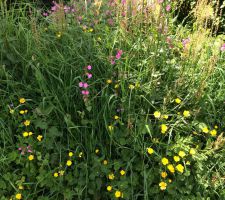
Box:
left=158, top=0, right=164, bottom=3
left=221, top=43, right=225, bottom=51
left=82, top=90, right=89, bottom=95
left=42, top=12, right=49, bottom=17
left=111, top=58, right=115, bottom=65
left=64, top=5, right=71, bottom=13
left=182, top=38, right=190, bottom=48
left=166, top=5, right=171, bottom=12
left=83, top=83, right=89, bottom=88
left=116, top=50, right=123, bottom=59
left=87, top=65, right=92, bottom=70
left=79, top=82, right=84, bottom=87
left=122, top=0, right=126, bottom=5
left=87, top=73, right=92, bottom=79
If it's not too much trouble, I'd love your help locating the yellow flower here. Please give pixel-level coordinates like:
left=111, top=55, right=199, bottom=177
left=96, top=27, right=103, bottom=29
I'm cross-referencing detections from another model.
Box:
left=10, top=109, right=15, bottom=114
left=159, top=182, right=167, bottom=190
left=147, top=147, right=154, bottom=155
left=79, top=152, right=83, bottom=158
left=19, top=110, right=25, bottom=114
left=66, top=160, right=72, bottom=166
left=59, top=170, right=65, bottom=176
left=175, top=98, right=181, bottom=104
left=28, top=132, right=33, bottom=136
left=28, top=155, right=34, bottom=161
left=19, top=98, right=26, bottom=104
left=23, top=132, right=29, bottom=137
left=120, top=170, right=126, bottom=176
left=129, top=84, right=135, bottom=90
left=54, top=172, right=59, bottom=177
left=161, top=172, right=167, bottom=178
left=168, top=179, right=172, bottom=183
left=183, top=110, right=190, bottom=118
left=15, top=193, right=22, bottom=200
left=68, top=152, right=73, bottom=157
left=173, top=156, right=180, bottom=162
left=37, top=135, right=43, bottom=141
left=192, top=131, right=197, bottom=135
left=214, top=125, right=218, bottom=129
left=176, top=164, right=184, bottom=173
left=24, top=110, right=28, bottom=113
left=154, top=111, right=161, bottom=119
left=18, top=185, right=24, bottom=190
left=108, top=125, right=114, bottom=132
left=114, top=84, right=119, bottom=89
left=135, top=82, right=140, bottom=88
left=103, top=160, right=108, bottom=165
left=178, top=151, right=186, bottom=158
left=210, top=129, right=217, bottom=137
left=95, top=149, right=100, bottom=154
left=97, top=37, right=101, bottom=41
left=89, top=28, right=93, bottom=32
left=161, top=124, right=168, bottom=134
left=115, top=190, right=122, bottom=198
left=161, top=157, right=169, bottom=165
left=24, top=120, right=30, bottom=126
left=202, top=127, right=209, bottom=133
left=186, top=161, right=191, bottom=165
left=107, top=185, right=112, bottom=192
left=56, top=32, right=61, bottom=38
left=162, top=115, right=169, bottom=119
left=167, top=164, right=175, bottom=173
left=108, top=173, right=115, bottom=180
left=189, top=148, right=196, bottom=155
left=114, top=115, right=119, bottom=120
left=107, top=79, right=112, bottom=84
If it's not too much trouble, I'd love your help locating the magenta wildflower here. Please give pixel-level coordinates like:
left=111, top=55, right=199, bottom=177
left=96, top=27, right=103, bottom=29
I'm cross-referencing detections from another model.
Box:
left=166, top=5, right=171, bottom=12
left=82, top=90, right=89, bottom=95
left=116, top=50, right=123, bottom=59
left=79, top=82, right=84, bottom=87
left=87, top=65, right=92, bottom=70
left=221, top=43, right=225, bottom=51
left=122, top=0, right=126, bottom=5
left=87, top=73, right=92, bottom=79
left=83, top=83, right=89, bottom=88
left=64, top=5, right=70, bottom=13
left=42, top=12, right=49, bottom=17
left=158, top=0, right=164, bottom=3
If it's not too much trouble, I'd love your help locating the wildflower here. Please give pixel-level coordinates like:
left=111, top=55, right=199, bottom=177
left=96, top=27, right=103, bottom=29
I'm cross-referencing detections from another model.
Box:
left=159, top=182, right=167, bottom=190
left=210, top=129, right=217, bottom=137
left=168, top=179, right=172, bottom=183
left=88, top=28, right=93, bottom=32
left=97, top=37, right=101, bottom=41
left=189, top=148, right=196, bottom=155
left=54, top=172, right=59, bottom=177
left=176, top=164, right=184, bottom=173
left=214, top=125, right=218, bottom=129
left=114, top=115, right=119, bottom=120
left=15, top=193, right=22, bottom=200
left=18, top=185, right=24, bottom=190
left=175, top=98, right=181, bottom=104
left=173, top=156, right=180, bottom=162
left=192, top=131, right=197, bottom=135
left=166, top=4, right=171, bottom=12
left=79, top=152, right=83, bottom=158
left=20, top=110, right=25, bottom=114
left=37, top=135, right=43, bottom=141
left=115, top=190, right=122, bottom=198
left=154, top=111, right=161, bottom=119
left=79, top=82, right=84, bottom=87
left=107, top=185, right=112, bottom=192
left=178, top=151, right=186, bottom=158
left=66, top=160, right=72, bottom=166
left=24, top=110, right=28, bottom=113
left=183, top=110, right=190, bottom=118
left=108, top=173, right=115, bottom=180
left=161, top=157, right=169, bottom=165
left=116, top=50, right=123, bottom=60
left=10, top=109, right=15, bottom=114
left=81, top=90, right=89, bottom=95
left=95, top=149, right=100, bottom=154
left=83, top=83, right=89, bottom=88
left=107, top=79, right=112, bottom=84
left=108, top=125, right=114, bottom=132
left=202, top=127, right=209, bottom=133
left=114, top=84, right=119, bottom=89
left=221, top=43, right=225, bottom=51
left=162, top=115, right=169, bottom=119
left=129, top=84, right=135, bottom=90
left=161, top=124, right=168, bottom=134
left=56, top=32, right=61, bottom=38
left=59, top=170, right=65, bottom=176
left=120, top=170, right=126, bottom=176
left=68, top=152, right=73, bottom=157
left=87, top=65, right=92, bottom=70
left=103, top=160, right=108, bottom=165
left=147, top=147, right=154, bottom=155
left=28, top=132, right=33, bottom=136
left=158, top=0, right=164, bottom=4
left=24, top=120, right=30, bottom=126
left=87, top=73, right=92, bottom=79
left=19, top=98, right=26, bottom=104
left=167, top=164, right=175, bottom=173
left=28, top=155, right=34, bottom=161
left=135, top=82, right=140, bottom=88
left=23, top=132, right=29, bottom=137
left=186, top=161, right=191, bottom=165
left=161, top=172, right=167, bottom=178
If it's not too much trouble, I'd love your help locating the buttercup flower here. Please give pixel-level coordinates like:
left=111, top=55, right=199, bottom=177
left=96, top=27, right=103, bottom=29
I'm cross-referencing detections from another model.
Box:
left=15, top=193, right=22, bottom=200
left=18, top=185, right=24, bottom=190
left=28, top=155, right=34, bottom=161
left=66, top=160, right=72, bottom=166
left=161, top=124, right=168, bottom=134
left=189, top=148, right=196, bottom=155
left=176, top=164, right=184, bottom=173
left=129, top=84, right=135, bottom=90
left=183, top=110, right=190, bottom=118
left=161, top=171, right=167, bottom=178
left=159, top=182, right=167, bottom=190
left=120, top=170, right=126, bottom=176
left=59, top=170, right=65, bottom=176
left=23, top=132, right=29, bottom=137
left=20, top=110, right=25, bottom=114
left=37, top=135, right=43, bottom=141
left=161, top=157, right=169, bottom=165
left=173, top=156, right=180, bottom=162
left=108, top=125, right=114, bottom=132
left=167, top=164, right=175, bottom=173
left=28, top=132, right=33, bottom=136
left=175, top=98, right=181, bottom=104
left=210, top=129, right=217, bottom=136
left=24, top=120, right=30, bottom=126
left=103, top=160, right=108, bottom=165
left=68, top=152, right=73, bottom=157
left=202, top=127, right=209, bottom=133
left=107, top=185, right=112, bottom=191
left=115, top=190, right=122, bottom=198
left=147, top=147, right=154, bottom=155
left=19, top=98, right=26, bottom=104
left=114, top=115, right=119, bottom=120
left=154, top=111, right=161, bottom=119
left=95, top=149, right=100, bottom=154
left=178, top=151, right=186, bottom=158
left=108, top=173, right=115, bottom=180
left=162, top=115, right=169, bottom=119
left=107, top=79, right=112, bottom=84
left=54, top=172, right=59, bottom=177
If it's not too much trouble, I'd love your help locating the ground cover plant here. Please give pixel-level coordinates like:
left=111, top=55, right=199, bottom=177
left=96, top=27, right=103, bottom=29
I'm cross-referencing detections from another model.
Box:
left=0, top=0, right=225, bottom=199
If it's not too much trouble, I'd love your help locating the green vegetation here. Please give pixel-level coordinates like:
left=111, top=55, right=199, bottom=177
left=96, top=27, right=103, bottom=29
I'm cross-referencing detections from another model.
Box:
left=0, top=0, right=225, bottom=199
